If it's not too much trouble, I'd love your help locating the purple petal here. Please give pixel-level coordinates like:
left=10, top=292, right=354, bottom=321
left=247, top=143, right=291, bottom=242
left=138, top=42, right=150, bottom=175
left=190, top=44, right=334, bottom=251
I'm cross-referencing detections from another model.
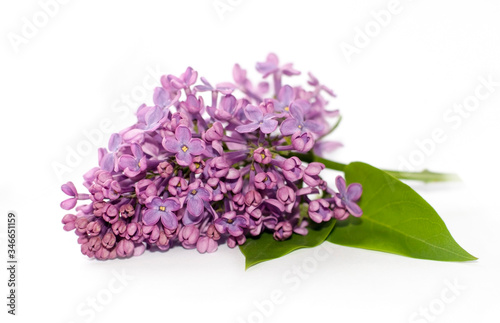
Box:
left=289, top=102, right=304, bottom=121
left=206, top=239, right=218, bottom=253
left=161, top=211, right=178, bottom=230
left=153, top=87, right=169, bottom=108
left=304, top=120, right=325, bottom=133
left=233, top=64, right=246, bottom=84
left=226, top=168, right=240, bottom=180
left=335, top=176, right=347, bottom=195
left=200, top=77, right=211, bottom=86
left=170, top=78, right=183, bottom=90
left=62, top=214, right=77, bottom=225
left=227, top=225, right=243, bottom=237
left=176, top=151, right=193, bottom=167
left=260, top=119, right=278, bottom=134
left=131, top=144, right=143, bottom=159
left=325, top=109, right=339, bottom=117
left=194, top=77, right=213, bottom=92
left=196, top=236, right=209, bottom=252
left=345, top=201, right=363, bottom=217
left=119, top=155, right=138, bottom=170
left=108, top=133, right=122, bottom=151
left=162, top=137, right=181, bottom=153
left=281, top=63, right=301, bottom=76
left=175, top=126, right=192, bottom=144
left=187, top=196, right=204, bottom=217
left=244, top=105, right=263, bottom=122
left=136, top=104, right=149, bottom=123
left=296, top=187, right=318, bottom=196
left=122, top=128, right=144, bottom=143
left=292, top=100, right=311, bottom=115
left=185, top=94, right=200, bottom=110
left=255, top=62, right=277, bottom=77
left=277, top=188, right=290, bottom=202
left=214, top=219, right=228, bottom=234
left=143, top=209, right=161, bottom=226
left=215, top=110, right=232, bottom=121
left=220, top=95, right=237, bottom=113
left=305, top=162, right=325, bottom=176
left=163, top=198, right=181, bottom=211
left=267, top=53, right=279, bottom=64
left=195, top=187, right=211, bottom=201
left=134, top=243, right=146, bottom=256
left=256, top=53, right=279, bottom=77
left=294, top=226, right=308, bottom=236
left=145, top=106, right=164, bottom=127
left=183, top=209, right=204, bottom=226
left=257, top=82, right=269, bottom=94
left=216, top=82, right=236, bottom=94
left=314, top=141, right=343, bottom=157
left=280, top=118, right=300, bottom=136
left=188, top=138, right=206, bottom=155
left=346, top=183, right=362, bottom=201
left=98, top=147, right=106, bottom=164
left=100, top=153, right=115, bottom=172
left=264, top=199, right=285, bottom=212
left=63, top=222, right=76, bottom=231
left=235, top=122, right=260, bottom=133
left=194, top=84, right=213, bottom=92
left=222, top=211, right=236, bottom=220
left=61, top=182, right=77, bottom=196
left=182, top=67, right=193, bottom=83
left=184, top=67, right=197, bottom=85
left=279, top=85, right=294, bottom=105
left=146, top=196, right=163, bottom=209
left=232, top=216, right=247, bottom=227
left=60, top=198, right=77, bottom=210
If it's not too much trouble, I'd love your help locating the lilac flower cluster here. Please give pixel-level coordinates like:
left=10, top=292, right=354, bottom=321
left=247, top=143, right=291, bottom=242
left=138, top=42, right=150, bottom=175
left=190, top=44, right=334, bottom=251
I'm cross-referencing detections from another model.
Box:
left=61, top=53, right=363, bottom=260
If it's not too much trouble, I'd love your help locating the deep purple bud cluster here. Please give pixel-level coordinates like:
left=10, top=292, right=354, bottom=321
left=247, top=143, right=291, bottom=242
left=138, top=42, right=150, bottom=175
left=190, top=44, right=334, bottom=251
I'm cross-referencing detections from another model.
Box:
left=61, top=53, right=363, bottom=260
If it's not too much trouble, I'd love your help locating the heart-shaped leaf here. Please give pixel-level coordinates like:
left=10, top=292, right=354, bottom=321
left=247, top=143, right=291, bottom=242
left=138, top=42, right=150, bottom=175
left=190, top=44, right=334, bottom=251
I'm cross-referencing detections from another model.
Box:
left=327, top=162, right=476, bottom=261
left=240, top=215, right=336, bottom=269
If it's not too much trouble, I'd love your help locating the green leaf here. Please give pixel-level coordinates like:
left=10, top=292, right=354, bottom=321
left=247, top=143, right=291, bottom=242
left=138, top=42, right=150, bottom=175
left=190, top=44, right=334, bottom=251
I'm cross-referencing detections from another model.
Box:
left=240, top=213, right=336, bottom=269
left=327, top=162, right=476, bottom=261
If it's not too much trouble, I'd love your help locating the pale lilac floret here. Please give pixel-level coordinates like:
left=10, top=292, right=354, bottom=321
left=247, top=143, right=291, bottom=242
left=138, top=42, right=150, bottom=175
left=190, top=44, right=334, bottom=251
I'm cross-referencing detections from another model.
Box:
left=162, top=125, right=206, bottom=166
left=235, top=104, right=278, bottom=134
left=118, top=144, right=147, bottom=177
left=256, top=53, right=300, bottom=78
left=143, top=197, right=180, bottom=230
left=308, top=199, right=333, bottom=223
left=273, top=222, right=293, bottom=241
left=270, top=85, right=294, bottom=113
left=282, top=156, right=304, bottom=182
left=214, top=211, right=247, bottom=237
left=153, top=86, right=178, bottom=109
left=98, top=133, right=122, bottom=172
left=122, top=105, right=166, bottom=142
left=183, top=181, right=211, bottom=224
left=168, top=66, right=198, bottom=90
left=291, top=131, right=315, bottom=152
left=303, top=162, right=325, bottom=187
left=253, top=147, right=272, bottom=164
left=333, top=176, right=363, bottom=219
left=214, top=94, right=239, bottom=121
left=254, top=172, right=277, bottom=190
left=280, top=102, right=324, bottom=136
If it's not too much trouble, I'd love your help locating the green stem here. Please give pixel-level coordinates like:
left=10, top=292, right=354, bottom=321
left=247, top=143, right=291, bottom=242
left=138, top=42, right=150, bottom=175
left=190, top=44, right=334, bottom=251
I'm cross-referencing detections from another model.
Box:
left=288, top=153, right=461, bottom=183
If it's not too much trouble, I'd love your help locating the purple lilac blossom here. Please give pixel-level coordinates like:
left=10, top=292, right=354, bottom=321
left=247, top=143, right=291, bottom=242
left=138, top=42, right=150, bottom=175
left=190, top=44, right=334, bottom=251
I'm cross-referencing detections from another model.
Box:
left=60, top=53, right=362, bottom=260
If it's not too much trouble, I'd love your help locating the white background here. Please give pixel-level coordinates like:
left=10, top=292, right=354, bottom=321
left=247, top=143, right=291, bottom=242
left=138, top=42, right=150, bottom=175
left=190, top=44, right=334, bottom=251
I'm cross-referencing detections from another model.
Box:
left=1, top=0, right=499, bottom=322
